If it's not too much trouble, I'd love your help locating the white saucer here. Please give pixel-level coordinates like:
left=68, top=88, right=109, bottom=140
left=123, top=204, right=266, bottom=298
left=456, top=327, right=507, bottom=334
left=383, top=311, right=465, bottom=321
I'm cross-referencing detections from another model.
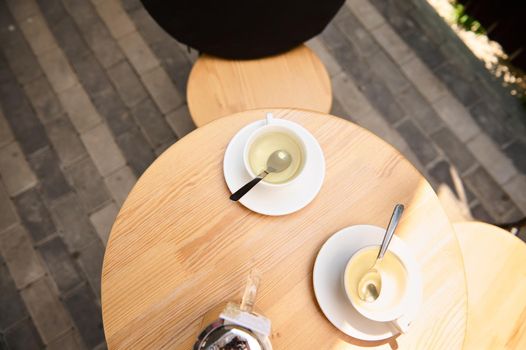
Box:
left=313, top=225, right=422, bottom=341
left=223, top=118, right=325, bottom=216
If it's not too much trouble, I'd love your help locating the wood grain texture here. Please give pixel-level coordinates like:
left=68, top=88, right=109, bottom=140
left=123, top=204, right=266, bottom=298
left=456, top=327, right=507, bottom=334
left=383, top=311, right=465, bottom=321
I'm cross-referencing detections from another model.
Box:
left=101, top=109, right=467, bottom=349
left=186, top=45, right=332, bottom=127
left=455, top=222, right=526, bottom=350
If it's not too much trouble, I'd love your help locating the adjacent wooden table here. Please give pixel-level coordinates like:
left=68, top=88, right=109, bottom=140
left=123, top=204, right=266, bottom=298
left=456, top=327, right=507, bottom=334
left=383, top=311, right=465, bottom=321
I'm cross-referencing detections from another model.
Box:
left=101, top=109, right=467, bottom=349
left=186, top=45, right=332, bottom=127
left=455, top=222, right=526, bottom=350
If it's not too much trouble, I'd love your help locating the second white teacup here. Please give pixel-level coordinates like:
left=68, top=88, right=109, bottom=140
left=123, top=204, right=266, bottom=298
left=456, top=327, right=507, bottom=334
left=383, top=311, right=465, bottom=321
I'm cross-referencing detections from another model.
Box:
left=243, top=114, right=307, bottom=187
left=343, top=244, right=421, bottom=333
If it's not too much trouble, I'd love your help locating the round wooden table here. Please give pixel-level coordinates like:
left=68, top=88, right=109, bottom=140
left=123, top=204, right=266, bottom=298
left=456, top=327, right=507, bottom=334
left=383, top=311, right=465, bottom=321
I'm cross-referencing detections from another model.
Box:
left=186, top=45, right=332, bottom=127
left=101, top=109, right=467, bottom=349
left=454, top=222, right=526, bottom=350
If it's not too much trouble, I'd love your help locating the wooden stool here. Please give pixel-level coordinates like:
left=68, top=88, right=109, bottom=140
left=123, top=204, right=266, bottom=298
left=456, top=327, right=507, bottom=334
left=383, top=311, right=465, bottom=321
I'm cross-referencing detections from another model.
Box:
left=186, top=45, right=332, bottom=127
left=454, top=221, right=526, bottom=349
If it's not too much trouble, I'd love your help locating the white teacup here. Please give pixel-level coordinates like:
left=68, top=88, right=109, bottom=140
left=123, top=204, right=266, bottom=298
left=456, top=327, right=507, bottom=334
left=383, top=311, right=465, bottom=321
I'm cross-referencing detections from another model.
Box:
left=242, top=114, right=307, bottom=187
left=343, top=244, right=421, bottom=333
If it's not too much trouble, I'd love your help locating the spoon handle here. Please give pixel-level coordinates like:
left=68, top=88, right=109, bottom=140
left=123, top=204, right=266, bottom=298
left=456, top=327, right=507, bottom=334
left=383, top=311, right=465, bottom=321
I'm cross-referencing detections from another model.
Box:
left=229, top=171, right=269, bottom=201
left=377, top=204, right=405, bottom=260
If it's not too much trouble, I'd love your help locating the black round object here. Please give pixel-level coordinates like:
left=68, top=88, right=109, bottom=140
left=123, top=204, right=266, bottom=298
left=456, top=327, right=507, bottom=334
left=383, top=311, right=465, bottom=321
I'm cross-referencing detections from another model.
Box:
left=141, top=0, right=345, bottom=59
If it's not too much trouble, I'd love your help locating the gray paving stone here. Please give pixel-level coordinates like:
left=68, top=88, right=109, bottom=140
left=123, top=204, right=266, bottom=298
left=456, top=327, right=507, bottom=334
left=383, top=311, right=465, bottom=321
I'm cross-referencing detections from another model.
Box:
left=469, top=101, right=513, bottom=147
left=116, top=128, right=156, bottom=176
left=50, top=192, right=99, bottom=252
left=28, top=147, right=71, bottom=202
left=131, top=98, right=176, bottom=148
left=89, top=202, right=118, bottom=246
left=20, top=276, right=72, bottom=344
left=395, top=119, right=439, bottom=166
left=165, top=104, right=196, bottom=139
left=335, top=7, right=380, bottom=58
left=72, top=53, right=115, bottom=102
left=47, top=329, right=86, bottom=350
left=2, top=36, right=43, bottom=85
left=0, top=142, right=37, bottom=196
left=359, top=77, right=405, bottom=123
left=467, top=133, right=517, bottom=185
left=50, top=16, right=90, bottom=61
left=5, top=0, right=39, bottom=21
left=95, top=341, right=108, bottom=350
left=125, top=5, right=167, bottom=45
left=93, top=0, right=135, bottom=39
left=366, top=49, right=410, bottom=95
left=58, top=84, right=101, bottom=133
left=0, top=262, right=28, bottom=329
left=428, top=159, right=460, bottom=197
left=63, top=283, right=105, bottom=348
left=38, top=236, right=82, bottom=293
left=121, top=0, right=143, bottom=12
left=503, top=176, right=526, bottom=215
left=321, top=24, right=373, bottom=86
left=404, top=30, right=446, bottom=69
left=469, top=202, right=495, bottom=223
left=0, top=332, right=7, bottom=348
left=346, top=0, right=385, bottom=30
left=63, top=0, right=124, bottom=68
left=13, top=188, right=56, bottom=243
left=126, top=7, right=186, bottom=80
left=406, top=0, right=451, bottom=45
left=504, top=113, right=526, bottom=145
left=71, top=54, right=133, bottom=136
left=35, top=0, right=68, bottom=25
left=24, top=76, right=63, bottom=125
left=330, top=72, right=372, bottom=117
left=434, top=63, right=479, bottom=107
left=0, top=182, right=18, bottom=233
left=370, top=0, right=415, bottom=37
left=65, top=157, right=111, bottom=213
left=46, top=117, right=87, bottom=166
left=148, top=40, right=192, bottom=96
left=503, top=141, right=526, bottom=175
left=306, top=37, right=343, bottom=77
left=4, top=317, right=43, bottom=349
left=0, top=1, right=17, bottom=46
left=500, top=207, right=525, bottom=223
left=0, top=69, right=48, bottom=155
left=431, top=128, right=476, bottom=174
left=431, top=94, right=480, bottom=142
left=80, top=123, right=126, bottom=177
left=77, top=240, right=104, bottom=298
left=0, top=225, right=46, bottom=289
left=107, top=60, right=148, bottom=108
left=103, top=106, right=136, bottom=140
left=329, top=97, right=348, bottom=119
left=396, top=86, right=444, bottom=134
left=0, top=108, right=14, bottom=148
left=371, top=23, right=414, bottom=65
left=37, top=49, right=77, bottom=93
left=400, top=56, right=447, bottom=103
left=118, top=31, right=159, bottom=74
left=463, top=166, right=519, bottom=220
left=104, top=166, right=136, bottom=206
left=141, top=65, right=183, bottom=114
left=18, top=14, right=57, bottom=55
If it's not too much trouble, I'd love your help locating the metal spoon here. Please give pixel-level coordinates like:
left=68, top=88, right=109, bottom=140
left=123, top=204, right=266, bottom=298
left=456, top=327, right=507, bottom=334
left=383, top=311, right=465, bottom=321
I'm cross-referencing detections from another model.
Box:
left=358, top=204, right=405, bottom=302
left=230, top=150, right=292, bottom=201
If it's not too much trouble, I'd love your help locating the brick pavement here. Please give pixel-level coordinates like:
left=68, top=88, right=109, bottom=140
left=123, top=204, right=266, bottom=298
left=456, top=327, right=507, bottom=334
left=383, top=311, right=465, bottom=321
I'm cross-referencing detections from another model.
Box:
left=0, top=0, right=525, bottom=348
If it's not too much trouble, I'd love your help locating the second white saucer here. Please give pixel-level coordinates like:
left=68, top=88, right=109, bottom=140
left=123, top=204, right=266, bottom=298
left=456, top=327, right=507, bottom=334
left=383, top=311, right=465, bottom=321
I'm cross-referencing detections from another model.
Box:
left=313, top=225, right=423, bottom=341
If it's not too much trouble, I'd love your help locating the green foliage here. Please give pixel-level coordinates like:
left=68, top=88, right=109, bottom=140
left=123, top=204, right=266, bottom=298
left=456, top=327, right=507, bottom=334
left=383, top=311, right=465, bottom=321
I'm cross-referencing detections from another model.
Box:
left=453, top=3, right=486, bottom=34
